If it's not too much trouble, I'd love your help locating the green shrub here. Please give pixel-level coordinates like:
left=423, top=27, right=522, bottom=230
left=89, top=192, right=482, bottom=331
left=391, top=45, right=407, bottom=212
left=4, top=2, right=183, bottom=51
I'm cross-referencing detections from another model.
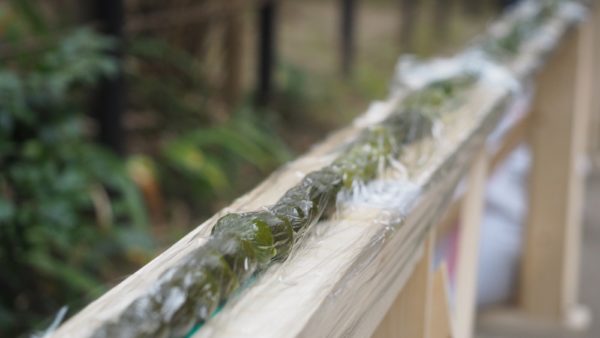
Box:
left=0, top=25, right=152, bottom=337
left=126, top=36, right=292, bottom=217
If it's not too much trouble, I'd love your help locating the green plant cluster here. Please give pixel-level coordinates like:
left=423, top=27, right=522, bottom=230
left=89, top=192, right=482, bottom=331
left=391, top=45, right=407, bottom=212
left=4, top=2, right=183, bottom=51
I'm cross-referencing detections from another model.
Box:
left=0, top=22, right=152, bottom=338
left=92, top=75, right=476, bottom=338
left=158, top=110, right=292, bottom=205
left=126, top=36, right=292, bottom=218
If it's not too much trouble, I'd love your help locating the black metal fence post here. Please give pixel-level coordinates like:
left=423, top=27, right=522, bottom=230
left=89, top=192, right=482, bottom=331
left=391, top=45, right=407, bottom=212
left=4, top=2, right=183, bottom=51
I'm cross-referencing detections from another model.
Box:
left=399, top=0, right=416, bottom=52
left=340, top=0, right=356, bottom=77
left=92, top=0, right=125, bottom=155
left=224, top=4, right=243, bottom=111
left=432, top=0, right=453, bottom=44
left=498, top=0, right=519, bottom=10
left=463, top=0, right=482, bottom=15
left=256, top=0, right=277, bottom=106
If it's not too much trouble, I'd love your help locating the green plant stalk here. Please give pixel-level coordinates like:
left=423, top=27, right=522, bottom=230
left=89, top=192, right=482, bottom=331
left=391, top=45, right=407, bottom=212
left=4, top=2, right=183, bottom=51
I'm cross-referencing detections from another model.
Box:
left=91, top=75, right=476, bottom=338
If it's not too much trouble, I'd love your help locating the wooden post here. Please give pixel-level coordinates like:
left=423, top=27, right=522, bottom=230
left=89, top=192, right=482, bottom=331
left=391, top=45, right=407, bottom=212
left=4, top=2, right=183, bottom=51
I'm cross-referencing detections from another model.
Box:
left=520, top=23, right=591, bottom=325
left=340, top=0, right=357, bottom=77
left=574, top=3, right=596, bottom=156
left=589, top=4, right=600, bottom=162
left=430, top=263, right=455, bottom=338
left=372, top=233, right=435, bottom=338
left=256, top=0, right=277, bottom=106
left=454, top=149, right=488, bottom=338
left=92, top=0, right=125, bottom=155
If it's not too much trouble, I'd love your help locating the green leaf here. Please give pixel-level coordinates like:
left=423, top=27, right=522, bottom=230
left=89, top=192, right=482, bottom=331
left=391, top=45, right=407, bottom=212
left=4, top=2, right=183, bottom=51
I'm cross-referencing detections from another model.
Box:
left=163, top=141, right=229, bottom=192
left=26, top=251, right=104, bottom=294
left=0, top=198, right=15, bottom=222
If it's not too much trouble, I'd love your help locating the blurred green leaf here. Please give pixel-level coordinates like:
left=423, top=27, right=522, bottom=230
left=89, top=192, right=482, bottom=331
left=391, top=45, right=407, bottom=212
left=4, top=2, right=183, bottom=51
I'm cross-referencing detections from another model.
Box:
left=26, top=251, right=104, bottom=294
left=0, top=8, right=152, bottom=336
left=0, top=198, right=15, bottom=222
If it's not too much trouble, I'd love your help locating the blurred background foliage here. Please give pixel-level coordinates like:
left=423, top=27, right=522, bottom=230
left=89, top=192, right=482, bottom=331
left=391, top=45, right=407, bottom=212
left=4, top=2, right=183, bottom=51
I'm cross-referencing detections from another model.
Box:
left=0, top=0, right=498, bottom=336
left=0, top=1, right=291, bottom=336
left=0, top=3, right=152, bottom=335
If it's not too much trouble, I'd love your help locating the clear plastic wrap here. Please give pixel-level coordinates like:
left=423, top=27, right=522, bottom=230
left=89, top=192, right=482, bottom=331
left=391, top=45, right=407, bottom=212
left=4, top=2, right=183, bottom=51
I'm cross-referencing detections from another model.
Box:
left=194, top=80, right=503, bottom=338
left=89, top=74, right=480, bottom=338
left=49, top=1, right=588, bottom=338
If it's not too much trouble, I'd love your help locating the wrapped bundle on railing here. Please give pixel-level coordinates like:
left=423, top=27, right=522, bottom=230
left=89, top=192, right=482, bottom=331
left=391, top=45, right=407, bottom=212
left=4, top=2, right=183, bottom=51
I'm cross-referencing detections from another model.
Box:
left=91, top=74, right=479, bottom=338
left=49, top=1, right=587, bottom=338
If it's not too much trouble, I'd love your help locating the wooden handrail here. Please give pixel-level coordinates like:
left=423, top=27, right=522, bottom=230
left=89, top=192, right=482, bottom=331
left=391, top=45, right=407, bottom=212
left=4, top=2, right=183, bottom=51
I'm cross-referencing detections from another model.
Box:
left=49, top=2, right=593, bottom=337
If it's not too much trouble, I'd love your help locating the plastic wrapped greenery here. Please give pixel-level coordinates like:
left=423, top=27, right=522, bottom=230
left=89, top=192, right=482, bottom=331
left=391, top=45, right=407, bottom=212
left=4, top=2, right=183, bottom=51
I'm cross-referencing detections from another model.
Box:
left=90, top=1, right=577, bottom=336
left=91, top=74, right=476, bottom=338
left=477, top=0, right=562, bottom=60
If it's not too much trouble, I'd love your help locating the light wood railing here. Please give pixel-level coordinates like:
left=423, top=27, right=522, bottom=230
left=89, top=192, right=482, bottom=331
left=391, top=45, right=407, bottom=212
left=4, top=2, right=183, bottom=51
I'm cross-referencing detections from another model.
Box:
left=50, top=1, right=598, bottom=337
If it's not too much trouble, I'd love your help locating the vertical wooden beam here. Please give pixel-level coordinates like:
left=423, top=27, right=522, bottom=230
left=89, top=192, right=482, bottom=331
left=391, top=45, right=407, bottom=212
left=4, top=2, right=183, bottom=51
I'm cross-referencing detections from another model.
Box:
left=520, top=25, right=588, bottom=321
left=430, top=263, right=455, bottom=338
left=589, top=4, right=600, bottom=161
left=372, top=233, right=435, bottom=338
left=92, top=0, right=125, bottom=155
left=256, top=0, right=277, bottom=106
left=454, top=149, right=488, bottom=338
left=340, top=0, right=357, bottom=77
left=566, top=11, right=596, bottom=316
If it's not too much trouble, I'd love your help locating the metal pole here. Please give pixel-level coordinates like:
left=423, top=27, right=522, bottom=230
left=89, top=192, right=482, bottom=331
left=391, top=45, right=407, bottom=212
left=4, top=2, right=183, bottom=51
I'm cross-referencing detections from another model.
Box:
left=224, top=4, right=243, bottom=111
left=256, top=0, right=277, bottom=106
left=340, top=0, right=356, bottom=77
left=400, top=0, right=416, bottom=52
left=433, top=0, right=450, bottom=42
left=92, top=0, right=125, bottom=155
left=463, top=0, right=482, bottom=15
